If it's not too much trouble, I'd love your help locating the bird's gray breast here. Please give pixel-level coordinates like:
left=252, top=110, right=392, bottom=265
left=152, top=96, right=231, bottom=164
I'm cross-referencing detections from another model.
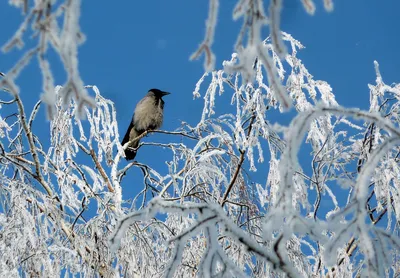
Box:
left=133, top=96, right=164, bottom=132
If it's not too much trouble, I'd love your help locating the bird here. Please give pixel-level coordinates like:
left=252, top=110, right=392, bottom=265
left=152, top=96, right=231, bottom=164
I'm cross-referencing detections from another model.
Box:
left=121, top=89, right=170, bottom=160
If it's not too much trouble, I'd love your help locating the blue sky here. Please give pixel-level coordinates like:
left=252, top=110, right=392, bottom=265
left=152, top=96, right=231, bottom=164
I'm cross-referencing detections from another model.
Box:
left=1, top=1, right=399, bottom=205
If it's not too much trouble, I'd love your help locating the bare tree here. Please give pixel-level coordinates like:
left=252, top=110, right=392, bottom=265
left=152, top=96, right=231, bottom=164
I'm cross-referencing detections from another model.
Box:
left=1, top=1, right=399, bottom=277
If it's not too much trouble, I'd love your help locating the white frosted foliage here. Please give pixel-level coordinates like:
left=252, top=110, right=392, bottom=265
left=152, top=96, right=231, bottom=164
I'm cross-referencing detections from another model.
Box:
left=3, top=1, right=400, bottom=277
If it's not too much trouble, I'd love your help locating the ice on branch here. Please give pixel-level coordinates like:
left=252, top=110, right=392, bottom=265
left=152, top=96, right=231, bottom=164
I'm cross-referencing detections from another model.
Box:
left=190, top=0, right=219, bottom=71
left=3, top=0, right=95, bottom=119
left=108, top=32, right=400, bottom=277
left=193, top=0, right=335, bottom=112
left=3, top=1, right=400, bottom=277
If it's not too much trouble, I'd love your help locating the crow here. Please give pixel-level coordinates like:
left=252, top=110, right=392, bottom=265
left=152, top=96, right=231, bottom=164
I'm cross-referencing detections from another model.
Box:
left=121, top=89, right=170, bottom=160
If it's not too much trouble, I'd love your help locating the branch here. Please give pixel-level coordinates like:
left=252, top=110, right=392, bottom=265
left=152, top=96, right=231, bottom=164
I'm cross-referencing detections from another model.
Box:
left=90, top=149, right=114, bottom=193
left=190, top=0, right=218, bottom=71
left=221, top=114, right=256, bottom=205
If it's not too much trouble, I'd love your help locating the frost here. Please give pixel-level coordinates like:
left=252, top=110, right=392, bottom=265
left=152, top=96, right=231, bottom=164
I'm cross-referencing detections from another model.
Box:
left=2, top=0, right=95, bottom=119
left=108, top=32, right=400, bottom=277
left=4, top=1, right=400, bottom=277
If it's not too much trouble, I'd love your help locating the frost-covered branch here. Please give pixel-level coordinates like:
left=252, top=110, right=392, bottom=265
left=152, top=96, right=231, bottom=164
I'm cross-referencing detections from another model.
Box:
left=105, top=34, right=400, bottom=277
left=3, top=0, right=95, bottom=119
left=110, top=198, right=298, bottom=277
left=3, top=5, right=400, bottom=275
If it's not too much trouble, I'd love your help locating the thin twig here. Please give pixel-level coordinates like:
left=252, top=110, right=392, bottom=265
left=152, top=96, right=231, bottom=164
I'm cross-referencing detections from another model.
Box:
left=221, top=114, right=256, bottom=206
left=89, top=149, right=114, bottom=193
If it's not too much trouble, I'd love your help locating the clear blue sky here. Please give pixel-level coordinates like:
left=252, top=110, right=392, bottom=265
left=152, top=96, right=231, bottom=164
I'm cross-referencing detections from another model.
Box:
left=1, top=1, right=399, bottom=203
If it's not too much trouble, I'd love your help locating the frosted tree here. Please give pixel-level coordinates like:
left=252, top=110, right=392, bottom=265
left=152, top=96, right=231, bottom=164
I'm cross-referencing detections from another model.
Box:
left=1, top=0, right=400, bottom=278
left=2, top=0, right=95, bottom=119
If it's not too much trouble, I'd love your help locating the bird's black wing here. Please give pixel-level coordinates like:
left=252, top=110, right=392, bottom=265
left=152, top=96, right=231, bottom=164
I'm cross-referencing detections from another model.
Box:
left=121, top=120, right=138, bottom=160
left=121, top=120, right=134, bottom=146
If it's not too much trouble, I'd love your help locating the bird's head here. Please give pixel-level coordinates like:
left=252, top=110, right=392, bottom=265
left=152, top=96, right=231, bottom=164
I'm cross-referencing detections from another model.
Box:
left=148, top=88, right=170, bottom=98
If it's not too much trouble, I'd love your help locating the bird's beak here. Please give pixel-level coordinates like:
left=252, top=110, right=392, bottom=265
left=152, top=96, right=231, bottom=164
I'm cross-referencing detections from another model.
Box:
left=162, top=91, right=171, bottom=96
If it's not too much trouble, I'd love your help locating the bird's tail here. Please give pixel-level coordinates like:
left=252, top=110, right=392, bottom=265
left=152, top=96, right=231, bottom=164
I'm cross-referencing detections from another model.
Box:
left=124, top=147, right=137, bottom=160
left=121, top=122, right=140, bottom=160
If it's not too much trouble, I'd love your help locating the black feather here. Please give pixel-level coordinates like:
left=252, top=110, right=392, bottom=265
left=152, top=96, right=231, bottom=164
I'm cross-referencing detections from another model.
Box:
left=121, top=121, right=133, bottom=146
left=124, top=147, right=137, bottom=160
left=121, top=121, right=137, bottom=160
